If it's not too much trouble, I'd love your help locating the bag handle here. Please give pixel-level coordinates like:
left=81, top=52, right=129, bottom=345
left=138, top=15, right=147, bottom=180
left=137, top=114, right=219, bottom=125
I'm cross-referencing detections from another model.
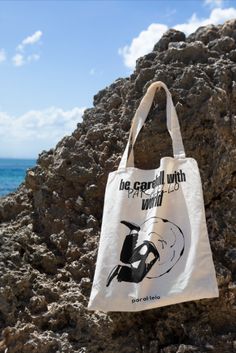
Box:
left=118, top=81, right=186, bottom=169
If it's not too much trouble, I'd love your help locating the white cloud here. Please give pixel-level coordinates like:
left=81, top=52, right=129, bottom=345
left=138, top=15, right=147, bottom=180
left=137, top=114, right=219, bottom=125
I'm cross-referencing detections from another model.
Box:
left=0, top=49, right=6, bottom=63
left=204, top=0, right=224, bottom=7
left=17, top=30, right=43, bottom=52
left=12, top=30, right=42, bottom=67
left=0, top=106, right=86, bottom=158
left=118, top=23, right=168, bottom=70
left=119, top=6, right=236, bottom=69
left=12, top=53, right=40, bottom=67
left=23, top=30, right=42, bottom=45
left=12, top=53, right=25, bottom=67
left=174, top=7, right=236, bottom=35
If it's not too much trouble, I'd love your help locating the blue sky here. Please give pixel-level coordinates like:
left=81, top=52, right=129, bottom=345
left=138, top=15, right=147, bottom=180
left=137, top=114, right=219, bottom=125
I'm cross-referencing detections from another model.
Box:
left=0, top=0, right=235, bottom=158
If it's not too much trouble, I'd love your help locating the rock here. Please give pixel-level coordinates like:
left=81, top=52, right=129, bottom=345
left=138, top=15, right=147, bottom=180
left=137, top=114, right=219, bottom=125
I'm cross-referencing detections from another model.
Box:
left=0, top=19, right=236, bottom=353
left=28, top=295, right=48, bottom=314
left=168, top=41, right=186, bottom=49
left=153, top=29, right=186, bottom=51
left=134, top=67, right=156, bottom=91
left=187, top=24, right=221, bottom=44
left=229, top=49, right=236, bottom=62
left=107, top=93, right=122, bottom=110
left=208, top=36, right=236, bottom=53
left=215, top=262, right=231, bottom=287
left=160, top=41, right=208, bottom=64
left=176, top=344, right=198, bottom=352
left=49, top=231, right=68, bottom=254
left=0, top=185, right=32, bottom=223
left=221, top=19, right=236, bottom=41
left=225, top=248, right=236, bottom=271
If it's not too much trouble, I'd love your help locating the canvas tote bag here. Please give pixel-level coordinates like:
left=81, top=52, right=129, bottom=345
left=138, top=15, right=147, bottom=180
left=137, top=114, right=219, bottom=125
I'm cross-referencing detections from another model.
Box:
left=88, top=81, right=219, bottom=312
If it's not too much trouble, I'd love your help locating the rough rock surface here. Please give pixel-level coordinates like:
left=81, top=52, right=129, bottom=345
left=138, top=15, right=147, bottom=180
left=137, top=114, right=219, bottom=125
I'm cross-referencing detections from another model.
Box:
left=0, top=20, right=236, bottom=353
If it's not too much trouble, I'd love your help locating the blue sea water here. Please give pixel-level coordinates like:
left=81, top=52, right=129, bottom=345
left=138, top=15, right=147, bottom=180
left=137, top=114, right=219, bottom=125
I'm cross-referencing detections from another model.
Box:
left=0, top=158, right=36, bottom=197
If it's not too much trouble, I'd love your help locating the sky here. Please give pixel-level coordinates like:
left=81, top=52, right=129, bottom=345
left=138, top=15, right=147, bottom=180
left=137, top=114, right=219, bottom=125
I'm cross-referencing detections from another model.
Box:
left=0, top=0, right=235, bottom=158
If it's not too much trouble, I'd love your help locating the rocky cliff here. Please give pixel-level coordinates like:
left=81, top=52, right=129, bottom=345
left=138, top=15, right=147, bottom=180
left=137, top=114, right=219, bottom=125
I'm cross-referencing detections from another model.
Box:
left=0, top=20, right=236, bottom=353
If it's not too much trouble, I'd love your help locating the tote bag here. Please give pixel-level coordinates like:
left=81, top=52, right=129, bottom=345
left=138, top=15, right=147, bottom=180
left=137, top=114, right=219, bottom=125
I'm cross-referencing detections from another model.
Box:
left=88, top=81, right=219, bottom=312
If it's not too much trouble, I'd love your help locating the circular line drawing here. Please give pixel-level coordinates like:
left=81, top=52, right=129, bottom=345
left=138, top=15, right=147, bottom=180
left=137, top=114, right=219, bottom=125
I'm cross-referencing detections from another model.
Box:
left=106, top=217, right=185, bottom=287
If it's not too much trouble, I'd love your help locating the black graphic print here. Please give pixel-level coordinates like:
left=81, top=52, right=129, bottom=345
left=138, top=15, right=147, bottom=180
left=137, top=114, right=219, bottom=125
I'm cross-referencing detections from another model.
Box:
left=106, top=217, right=185, bottom=287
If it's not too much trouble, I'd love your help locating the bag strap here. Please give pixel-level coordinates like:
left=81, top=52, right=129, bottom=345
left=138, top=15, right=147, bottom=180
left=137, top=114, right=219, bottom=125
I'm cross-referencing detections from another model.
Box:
left=118, top=81, right=186, bottom=169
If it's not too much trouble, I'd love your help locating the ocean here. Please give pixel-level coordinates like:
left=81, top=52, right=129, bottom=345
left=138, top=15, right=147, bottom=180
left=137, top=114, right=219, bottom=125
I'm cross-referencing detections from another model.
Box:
left=0, top=158, right=36, bottom=197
